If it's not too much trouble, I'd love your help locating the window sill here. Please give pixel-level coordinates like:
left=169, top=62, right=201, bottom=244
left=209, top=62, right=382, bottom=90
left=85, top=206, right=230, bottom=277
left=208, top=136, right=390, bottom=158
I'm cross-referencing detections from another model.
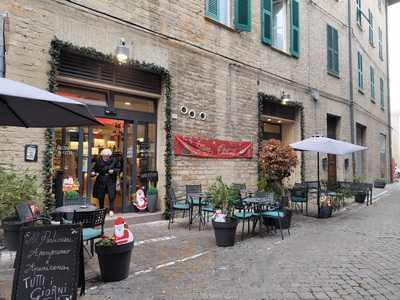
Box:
left=261, top=42, right=295, bottom=59
left=371, top=98, right=376, bottom=104
left=357, top=23, right=363, bottom=31
left=204, top=16, right=237, bottom=33
left=381, top=106, right=385, bottom=111
left=358, top=88, right=364, bottom=95
left=327, top=71, right=340, bottom=79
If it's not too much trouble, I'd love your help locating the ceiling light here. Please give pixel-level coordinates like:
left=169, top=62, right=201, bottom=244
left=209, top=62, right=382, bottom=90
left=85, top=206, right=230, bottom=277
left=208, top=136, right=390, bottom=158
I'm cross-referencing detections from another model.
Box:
left=281, top=91, right=291, bottom=105
left=267, top=118, right=272, bottom=122
left=124, top=101, right=131, bottom=106
left=278, top=120, right=282, bottom=123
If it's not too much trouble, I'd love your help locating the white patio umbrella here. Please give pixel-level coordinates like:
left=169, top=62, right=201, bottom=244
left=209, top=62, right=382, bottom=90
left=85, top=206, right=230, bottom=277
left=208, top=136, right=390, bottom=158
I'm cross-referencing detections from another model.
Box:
left=0, top=77, right=101, bottom=127
left=290, top=136, right=368, bottom=217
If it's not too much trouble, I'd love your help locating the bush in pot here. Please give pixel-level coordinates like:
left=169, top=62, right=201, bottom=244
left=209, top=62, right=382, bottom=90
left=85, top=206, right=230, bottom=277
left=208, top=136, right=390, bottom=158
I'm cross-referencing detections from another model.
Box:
left=208, top=177, right=239, bottom=247
left=146, top=184, right=158, bottom=213
left=0, top=168, right=41, bottom=250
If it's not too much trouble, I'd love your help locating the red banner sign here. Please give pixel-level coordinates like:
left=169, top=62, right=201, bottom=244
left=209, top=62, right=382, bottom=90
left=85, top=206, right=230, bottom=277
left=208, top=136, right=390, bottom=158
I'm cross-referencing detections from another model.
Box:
left=174, top=135, right=253, bottom=159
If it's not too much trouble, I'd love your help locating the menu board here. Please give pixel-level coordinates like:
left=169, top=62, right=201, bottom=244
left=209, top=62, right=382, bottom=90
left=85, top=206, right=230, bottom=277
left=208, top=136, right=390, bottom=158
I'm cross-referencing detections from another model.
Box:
left=12, top=225, right=82, bottom=300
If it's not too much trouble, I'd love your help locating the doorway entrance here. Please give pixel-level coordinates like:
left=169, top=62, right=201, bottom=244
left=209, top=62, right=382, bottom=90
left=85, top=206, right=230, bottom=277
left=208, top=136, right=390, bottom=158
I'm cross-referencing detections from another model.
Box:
left=327, top=115, right=340, bottom=188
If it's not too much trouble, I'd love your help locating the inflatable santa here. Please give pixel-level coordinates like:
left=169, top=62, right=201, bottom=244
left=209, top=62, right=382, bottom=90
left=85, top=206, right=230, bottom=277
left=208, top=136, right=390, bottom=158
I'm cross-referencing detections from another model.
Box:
left=133, top=188, right=148, bottom=211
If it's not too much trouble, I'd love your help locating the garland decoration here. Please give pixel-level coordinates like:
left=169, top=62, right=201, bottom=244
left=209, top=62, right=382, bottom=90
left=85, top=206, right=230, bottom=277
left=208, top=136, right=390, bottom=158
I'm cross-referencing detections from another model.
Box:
left=257, top=92, right=305, bottom=182
left=47, top=38, right=173, bottom=217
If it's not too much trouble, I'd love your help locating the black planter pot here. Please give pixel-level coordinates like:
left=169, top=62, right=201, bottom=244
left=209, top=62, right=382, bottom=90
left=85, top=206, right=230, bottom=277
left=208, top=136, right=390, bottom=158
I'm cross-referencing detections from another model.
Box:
left=212, top=218, right=239, bottom=247
left=319, top=206, right=332, bottom=218
left=354, top=193, right=366, bottom=203
left=95, top=241, right=134, bottom=282
left=147, top=194, right=157, bottom=213
left=1, top=216, right=31, bottom=251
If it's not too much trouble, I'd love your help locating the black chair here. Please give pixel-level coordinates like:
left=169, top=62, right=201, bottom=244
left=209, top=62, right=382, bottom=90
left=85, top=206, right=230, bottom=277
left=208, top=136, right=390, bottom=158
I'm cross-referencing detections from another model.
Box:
left=168, top=189, right=191, bottom=229
left=72, top=208, right=106, bottom=256
left=15, top=203, right=51, bottom=224
left=261, top=202, right=290, bottom=240
left=290, top=185, right=308, bottom=215
left=232, top=189, right=253, bottom=240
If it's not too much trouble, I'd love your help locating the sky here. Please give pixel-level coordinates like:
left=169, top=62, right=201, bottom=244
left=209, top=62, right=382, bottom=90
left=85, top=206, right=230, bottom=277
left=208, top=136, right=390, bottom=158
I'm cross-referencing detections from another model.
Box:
left=389, top=4, right=400, bottom=114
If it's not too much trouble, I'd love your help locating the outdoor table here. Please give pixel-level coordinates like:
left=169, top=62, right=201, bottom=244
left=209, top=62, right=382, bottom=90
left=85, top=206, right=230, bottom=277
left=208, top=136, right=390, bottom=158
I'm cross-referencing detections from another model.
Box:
left=188, top=192, right=208, bottom=230
left=243, top=197, right=275, bottom=234
left=54, top=204, right=97, bottom=224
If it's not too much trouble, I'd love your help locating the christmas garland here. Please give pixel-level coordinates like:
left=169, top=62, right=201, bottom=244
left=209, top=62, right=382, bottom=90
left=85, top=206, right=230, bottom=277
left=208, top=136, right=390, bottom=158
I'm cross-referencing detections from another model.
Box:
left=257, top=92, right=305, bottom=182
left=46, top=38, right=173, bottom=216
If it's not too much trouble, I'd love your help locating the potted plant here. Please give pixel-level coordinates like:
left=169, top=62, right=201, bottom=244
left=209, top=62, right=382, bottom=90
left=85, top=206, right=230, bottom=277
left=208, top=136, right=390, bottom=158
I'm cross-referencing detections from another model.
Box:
left=0, top=169, right=40, bottom=251
left=319, top=195, right=332, bottom=218
left=146, top=184, right=158, bottom=213
left=208, top=177, right=239, bottom=247
left=95, top=234, right=134, bottom=282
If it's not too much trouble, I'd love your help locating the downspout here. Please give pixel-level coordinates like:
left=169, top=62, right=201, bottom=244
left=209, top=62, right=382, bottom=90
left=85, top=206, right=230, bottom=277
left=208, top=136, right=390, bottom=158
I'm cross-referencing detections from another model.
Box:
left=385, top=2, right=393, bottom=182
left=347, top=0, right=356, bottom=177
left=0, top=13, right=6, bottom=77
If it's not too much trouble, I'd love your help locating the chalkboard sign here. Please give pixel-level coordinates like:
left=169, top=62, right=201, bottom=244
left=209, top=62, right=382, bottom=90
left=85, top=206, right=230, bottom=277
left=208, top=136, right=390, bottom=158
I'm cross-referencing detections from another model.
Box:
left=12, top=225, right=82, bottom=300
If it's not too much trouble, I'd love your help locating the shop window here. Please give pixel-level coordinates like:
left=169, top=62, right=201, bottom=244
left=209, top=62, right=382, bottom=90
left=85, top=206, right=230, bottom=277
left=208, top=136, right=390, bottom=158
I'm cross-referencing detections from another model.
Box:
left=113, top=94, right=155, bottom=113
left=262, top=122, right=282, bottom=141
left=57, top=86, right=107, bottom=107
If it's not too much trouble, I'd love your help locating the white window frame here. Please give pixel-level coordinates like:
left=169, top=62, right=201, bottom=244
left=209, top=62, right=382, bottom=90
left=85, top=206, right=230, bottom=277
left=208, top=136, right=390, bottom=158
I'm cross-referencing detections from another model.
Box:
left=218, top=0, right=232, bottom=27
left=272, top=0, right=289, bottom=52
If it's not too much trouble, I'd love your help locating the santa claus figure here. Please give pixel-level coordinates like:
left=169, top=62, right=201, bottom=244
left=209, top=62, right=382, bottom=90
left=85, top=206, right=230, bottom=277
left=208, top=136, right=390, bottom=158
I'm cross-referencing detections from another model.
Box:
left=133, top=188, right=148, bottom=211
left=112, top=216, right=130, bottom=245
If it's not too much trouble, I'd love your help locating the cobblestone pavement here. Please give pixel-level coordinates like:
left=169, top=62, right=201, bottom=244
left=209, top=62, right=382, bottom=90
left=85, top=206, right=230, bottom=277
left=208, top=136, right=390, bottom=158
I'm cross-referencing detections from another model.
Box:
left=0, top=185, right=398, bottom=299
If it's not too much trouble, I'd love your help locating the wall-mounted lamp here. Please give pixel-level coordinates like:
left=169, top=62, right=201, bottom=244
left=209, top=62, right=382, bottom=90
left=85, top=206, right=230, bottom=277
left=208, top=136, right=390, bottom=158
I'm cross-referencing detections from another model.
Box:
left=281, top=91, right=291, bottom=105
left=116, top=38, right=129, bottom=63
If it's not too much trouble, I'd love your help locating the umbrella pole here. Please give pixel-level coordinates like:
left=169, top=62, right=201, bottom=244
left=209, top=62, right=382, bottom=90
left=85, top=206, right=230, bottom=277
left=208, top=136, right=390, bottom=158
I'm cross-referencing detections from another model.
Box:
left=317, top=152, right=320, bottom=218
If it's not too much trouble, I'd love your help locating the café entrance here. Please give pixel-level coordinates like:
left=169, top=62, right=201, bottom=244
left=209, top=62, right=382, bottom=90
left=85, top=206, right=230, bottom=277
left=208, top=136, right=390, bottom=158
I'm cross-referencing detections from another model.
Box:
left=54, top=86, right=158, bottom=213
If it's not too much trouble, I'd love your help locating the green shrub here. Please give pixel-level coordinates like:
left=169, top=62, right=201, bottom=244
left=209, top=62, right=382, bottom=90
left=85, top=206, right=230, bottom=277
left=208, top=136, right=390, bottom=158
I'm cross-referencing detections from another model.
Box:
left=0, top=168, right=41, bottom=219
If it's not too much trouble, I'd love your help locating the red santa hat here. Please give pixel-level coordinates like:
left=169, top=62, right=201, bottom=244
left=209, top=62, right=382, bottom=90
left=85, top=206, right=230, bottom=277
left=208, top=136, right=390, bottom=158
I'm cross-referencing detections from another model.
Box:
left=115, top=216, right=125, bottom=226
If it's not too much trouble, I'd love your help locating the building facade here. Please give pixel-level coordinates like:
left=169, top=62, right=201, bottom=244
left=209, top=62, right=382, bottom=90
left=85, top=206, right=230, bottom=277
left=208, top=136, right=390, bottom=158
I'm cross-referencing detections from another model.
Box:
left=0, top=0, right=392, bottom=212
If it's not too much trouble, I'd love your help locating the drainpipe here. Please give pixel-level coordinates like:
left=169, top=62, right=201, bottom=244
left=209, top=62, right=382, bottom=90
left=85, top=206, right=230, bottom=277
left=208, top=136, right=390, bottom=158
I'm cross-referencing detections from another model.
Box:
left=385, top=3, right=393, bottom=182
left=347, top=0, right=356, bottom=177
left=0, top=13, right=6, bottom=77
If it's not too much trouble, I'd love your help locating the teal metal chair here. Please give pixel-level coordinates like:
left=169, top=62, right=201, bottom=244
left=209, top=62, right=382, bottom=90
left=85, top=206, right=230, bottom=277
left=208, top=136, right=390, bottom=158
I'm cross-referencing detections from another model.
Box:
left=261, top=203, right=290, bottom=240
left=290, top=185, right=308, bottom=215
left=232, top=188, right=253, bottom=240
left=168, top=189, right=191, bottom=230
left=73, top=208, right=106, bottom=256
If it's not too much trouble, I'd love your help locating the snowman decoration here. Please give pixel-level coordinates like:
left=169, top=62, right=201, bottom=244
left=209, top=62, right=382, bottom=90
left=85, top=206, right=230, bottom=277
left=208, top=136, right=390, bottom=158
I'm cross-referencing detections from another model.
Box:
left=112, top=216, right=133, bottom=245
left=134, top=188, right=148, bottom=211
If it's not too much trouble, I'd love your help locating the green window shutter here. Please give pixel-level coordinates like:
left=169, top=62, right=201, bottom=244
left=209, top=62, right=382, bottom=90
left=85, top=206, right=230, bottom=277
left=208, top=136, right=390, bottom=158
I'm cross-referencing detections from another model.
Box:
left=234, top=0, right=251, bottom=32
left=358, top=52, right=363, bottom=90
left=261, top=0, right=272, bottom=45
left=370, top=66, right=375, bottom=99
left=368, top=10, right=374, bottom=45
left=379, top=27, right=383, bottom=60
left=327, top=25, right=339, bottom=75
left=205, top=0, right=219, bottom=20
left=290, top=0, right=300, bottom=57
left=380, top=78, right=385, bottom=108
left=327, top=25, right=333, bottom=72
left=356, top=0, right=362, bottom=27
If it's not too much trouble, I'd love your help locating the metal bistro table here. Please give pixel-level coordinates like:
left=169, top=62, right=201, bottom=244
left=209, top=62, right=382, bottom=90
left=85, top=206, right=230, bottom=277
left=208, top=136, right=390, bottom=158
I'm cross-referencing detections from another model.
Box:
left=188, top=192, right=211, bottom=230
left=243, top=196, right=275, bottom=234
left=54, top=204, right=97, bottom=224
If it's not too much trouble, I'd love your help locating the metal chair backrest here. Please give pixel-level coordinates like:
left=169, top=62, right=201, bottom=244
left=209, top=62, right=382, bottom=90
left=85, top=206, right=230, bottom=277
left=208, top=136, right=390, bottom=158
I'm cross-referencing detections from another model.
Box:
left=186, top=184, right=201, bottom=200
left=291, top=187, right=307, bottom=198
left=254, top=191, right=267, bottom=198
left=232, top=183, right=246, bottom=192
left=168, top=188, right=178, bottom=206
left=72, top=208, right=106, bottom=229
left=15, top=203, right=34, bottom=222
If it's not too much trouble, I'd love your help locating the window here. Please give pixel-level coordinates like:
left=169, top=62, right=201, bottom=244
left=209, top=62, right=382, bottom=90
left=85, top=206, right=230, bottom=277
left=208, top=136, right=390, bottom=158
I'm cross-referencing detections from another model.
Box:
left=380, top=78, right=385, bottom=109
left=368, top=9, right=374, bottom=46
left=356, top=0, right=362, bottom=27
left=370, top=66, right=375, bottom=100
left=205, top=0, right=251, bottom=31
left=0, top=12, right=5, bottom=78
left=262, top=122, right=282, bottom=141
left=378, top=0, right=384, bottom=11
left=113, top=94, right=155, bottom=113
left=379, top=27, right=384, bottom=60
left=357, top=52, right=364, bottom=91
left=327, top=25, right=339, bottom=75
left=261, top=0, right=300, bottom=57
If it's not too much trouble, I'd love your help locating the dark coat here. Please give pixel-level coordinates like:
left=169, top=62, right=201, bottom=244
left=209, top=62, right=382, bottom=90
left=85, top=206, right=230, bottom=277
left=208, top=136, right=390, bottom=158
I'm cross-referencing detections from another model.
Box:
left=92, top=156, right=121, bottom=200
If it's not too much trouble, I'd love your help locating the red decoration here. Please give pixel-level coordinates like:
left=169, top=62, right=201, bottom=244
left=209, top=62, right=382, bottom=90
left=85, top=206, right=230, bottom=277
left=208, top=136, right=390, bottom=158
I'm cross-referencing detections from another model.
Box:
left=174, top=135, right=253, bottom=159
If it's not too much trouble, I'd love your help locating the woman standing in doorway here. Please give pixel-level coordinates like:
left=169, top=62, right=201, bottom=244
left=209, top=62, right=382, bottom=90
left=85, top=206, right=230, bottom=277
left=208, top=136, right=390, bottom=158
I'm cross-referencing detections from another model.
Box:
left=92, top=148, right=121, bottom=216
